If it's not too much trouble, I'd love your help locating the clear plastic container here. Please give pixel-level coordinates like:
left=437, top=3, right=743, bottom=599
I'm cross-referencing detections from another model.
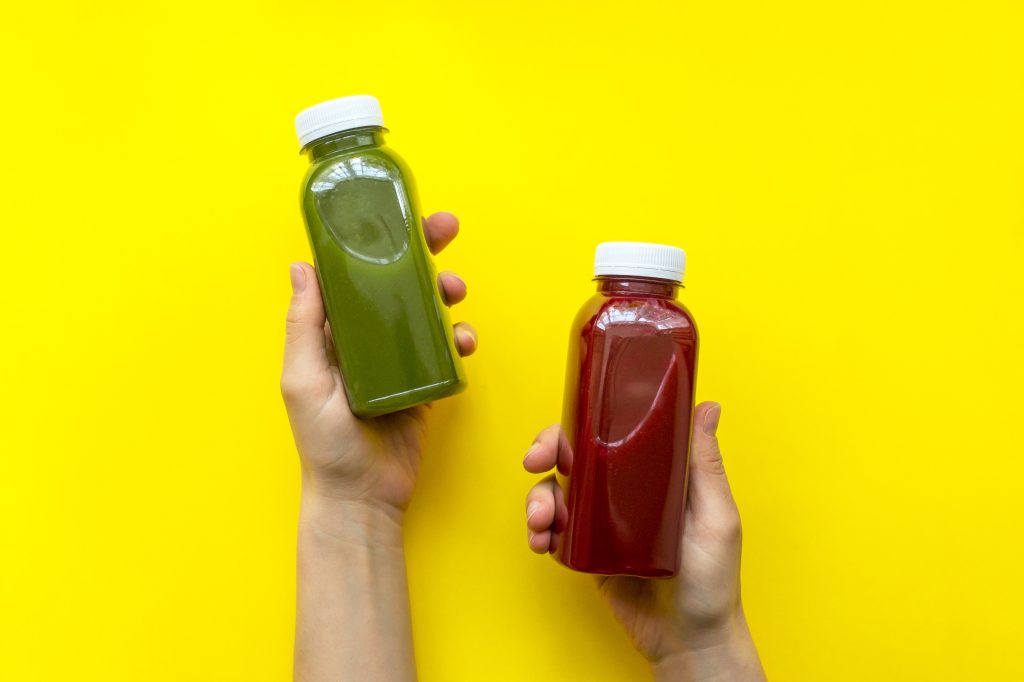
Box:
left=557, top=243, right=698, bottom=577
left=295, top=96, right=466, bottom=417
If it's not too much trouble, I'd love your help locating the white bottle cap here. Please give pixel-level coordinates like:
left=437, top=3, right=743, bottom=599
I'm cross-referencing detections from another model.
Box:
left=295, top=95, right=385, bottom=149
left=594, top=242, right=686, bottom=283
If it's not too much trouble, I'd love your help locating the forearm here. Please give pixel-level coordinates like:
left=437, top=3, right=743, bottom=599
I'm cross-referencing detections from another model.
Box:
left=651, top=610, right=765, bottom=682
left=295, top=494, right=416, bottom=682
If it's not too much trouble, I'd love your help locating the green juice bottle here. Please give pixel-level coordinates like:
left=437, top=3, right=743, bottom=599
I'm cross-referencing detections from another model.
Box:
left=294, top=95, right=466, bottom=417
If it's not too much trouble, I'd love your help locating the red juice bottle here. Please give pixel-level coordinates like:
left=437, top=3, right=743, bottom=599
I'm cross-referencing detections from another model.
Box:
left=556, top=242, right=697, bottom=577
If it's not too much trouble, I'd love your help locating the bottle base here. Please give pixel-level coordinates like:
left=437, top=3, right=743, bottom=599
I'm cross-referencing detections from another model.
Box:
left=349, top=376, right=467, bottom=419
left=559, top=556, right=678, bottom=579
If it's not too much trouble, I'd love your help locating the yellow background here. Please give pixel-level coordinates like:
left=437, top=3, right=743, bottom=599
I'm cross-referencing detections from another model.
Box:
left=2, top=1, right=1023, bottom=680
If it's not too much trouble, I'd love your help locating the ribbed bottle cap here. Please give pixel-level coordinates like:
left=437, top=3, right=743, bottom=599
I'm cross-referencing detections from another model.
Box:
left=295, top=95, right=384, bottom=149
left=594, top=242, right=686, bottom=283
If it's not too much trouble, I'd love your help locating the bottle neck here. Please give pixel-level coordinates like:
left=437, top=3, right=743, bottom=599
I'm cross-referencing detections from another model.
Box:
left=304, top=126, right=386, bottom=161
left=596, top=276, right=680, bottom=299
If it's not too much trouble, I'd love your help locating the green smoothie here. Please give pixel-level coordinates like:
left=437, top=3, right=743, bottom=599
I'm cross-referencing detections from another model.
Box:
left=295, top=96, right=466, bottom=417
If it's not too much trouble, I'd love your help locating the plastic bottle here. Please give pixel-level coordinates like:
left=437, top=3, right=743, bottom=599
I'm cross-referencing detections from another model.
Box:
left=557, top=242, right=698, bottom=577
left=294, top=95, right=466, bottom=417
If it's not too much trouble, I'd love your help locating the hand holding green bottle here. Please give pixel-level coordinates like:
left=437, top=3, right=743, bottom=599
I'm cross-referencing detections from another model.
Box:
left=281, top=211, right=477, bottom=513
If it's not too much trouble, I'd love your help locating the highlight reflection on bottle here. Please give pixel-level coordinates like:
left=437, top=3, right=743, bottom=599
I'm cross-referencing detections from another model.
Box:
left=557, top=243, right=698, bottom=578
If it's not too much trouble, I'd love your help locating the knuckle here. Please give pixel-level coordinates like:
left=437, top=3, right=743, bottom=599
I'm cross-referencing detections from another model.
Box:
left=285, top=309, right=305, bottom=333
left=280, top=373, right=310, bottom=401
left=722, top=510, right=743, bottom=542
left=280, top=371, right=334, bottom=404
left=700, top=444, right=727, bottom=476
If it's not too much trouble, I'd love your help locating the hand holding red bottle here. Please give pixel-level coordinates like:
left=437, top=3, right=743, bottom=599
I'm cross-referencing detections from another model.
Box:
left=523, top=402, right=767, bottom=681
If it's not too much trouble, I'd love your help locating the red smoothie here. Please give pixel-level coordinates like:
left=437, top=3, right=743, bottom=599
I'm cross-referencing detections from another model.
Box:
left=557, top=243, right=697, bottom=577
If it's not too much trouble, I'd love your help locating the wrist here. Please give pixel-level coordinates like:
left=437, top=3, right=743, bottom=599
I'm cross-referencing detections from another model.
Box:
left=299, top=491, right=405, bottom=552
left=294, top=490, right=416, bottom=682
left=651, top=609, right=765, bottom=682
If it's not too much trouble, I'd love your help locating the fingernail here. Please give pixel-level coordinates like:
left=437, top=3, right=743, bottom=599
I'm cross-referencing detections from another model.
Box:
left=289, top=263, right=306, bottom=293
left=523, top=443, right=540, bottom=464
left=455, top=328, right=477, bottom=353
left=702, top=403, right=722, bottom=436
left=527, top=501, right=541, bottom=523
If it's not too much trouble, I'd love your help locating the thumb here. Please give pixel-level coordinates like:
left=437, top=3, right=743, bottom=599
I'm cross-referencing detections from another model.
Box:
left=280, top=262, right=330, bottom=401
left=684, top=403, right=744, bottom=580
left=687, top=401, right=735, bottom=503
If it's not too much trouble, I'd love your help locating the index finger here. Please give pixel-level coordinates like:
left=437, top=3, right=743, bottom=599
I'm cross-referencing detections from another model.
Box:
left=422, top=212, right=459, bottom=254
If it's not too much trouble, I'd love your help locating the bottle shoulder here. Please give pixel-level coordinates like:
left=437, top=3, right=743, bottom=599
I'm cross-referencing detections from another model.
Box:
left=571, top=292, right=698, bottom=338
left=301, top=145, right=412, bottom=193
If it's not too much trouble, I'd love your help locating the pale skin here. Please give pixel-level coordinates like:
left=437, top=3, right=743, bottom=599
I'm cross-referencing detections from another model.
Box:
left=524, top=408, right=766, bottom=681
left=283, top=212, right=474, bottom=682
left=282, top=211, right=765, bottom=681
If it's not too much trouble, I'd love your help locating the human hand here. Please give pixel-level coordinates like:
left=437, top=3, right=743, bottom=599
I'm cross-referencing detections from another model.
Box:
left=282, top=212, right=477, bottom=518
left=523, top=402, right=766, bottom=681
